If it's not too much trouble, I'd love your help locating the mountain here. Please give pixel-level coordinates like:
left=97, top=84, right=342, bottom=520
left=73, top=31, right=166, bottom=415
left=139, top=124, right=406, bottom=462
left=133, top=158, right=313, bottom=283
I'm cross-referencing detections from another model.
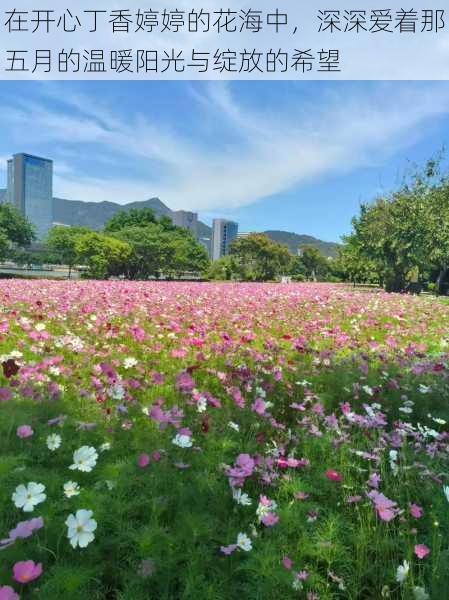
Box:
left=52, top=197, right=172, bottom=230
left=264, top=230, right=340, bottom=258
left=0, top=190, right=338, bottom=257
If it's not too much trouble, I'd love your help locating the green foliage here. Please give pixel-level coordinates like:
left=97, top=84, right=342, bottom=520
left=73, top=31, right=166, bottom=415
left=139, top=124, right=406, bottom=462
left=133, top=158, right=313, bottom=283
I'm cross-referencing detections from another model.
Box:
left=104, top=208, right=158, bottom=233
left=47, top=226, right=91, bottom=271
left=0, top=202, right=35, bottom=252
left=75, top=232, right=132, bottom=279
left=110, top=222, right=209, bottom=280
left=206, top=255, right=243, bottom=281
left=230, top=234, right=292, bottom=281
left=299, top=245, right=331, bottom=282
left=339, top=156, right=449, bottom=292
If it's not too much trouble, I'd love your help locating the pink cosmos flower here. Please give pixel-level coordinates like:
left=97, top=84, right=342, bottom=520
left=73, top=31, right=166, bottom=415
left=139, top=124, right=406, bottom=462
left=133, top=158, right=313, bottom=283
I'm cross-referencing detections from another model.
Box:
left=251, top=398, right=266, bottom=415
left=409, top=503, right=423, bottom=519
left=294, top=491, right=309, bottom=500
left=16, top=425, right=33, bottom=438
left=220, top=543, right=237, bottom=555
left=151, top=450, right=161, bottom=461
left=282, top=556, right=292, bottom=569
left=137, top=453, right=150, bottom=468
left=5, top=517, right=44, bottom=544
left=414, top=544, right=430, bottom=559
left=346, top=495, right=362, bottom=503
left=325, top=469, right=342, bottom=482
left=261, top=512, right=279, bottom=527
left=368, top=490, right=398, bottom=522
left=0, top=586, right=19, bottom=600
left=13, top=560, right=42, bottom=584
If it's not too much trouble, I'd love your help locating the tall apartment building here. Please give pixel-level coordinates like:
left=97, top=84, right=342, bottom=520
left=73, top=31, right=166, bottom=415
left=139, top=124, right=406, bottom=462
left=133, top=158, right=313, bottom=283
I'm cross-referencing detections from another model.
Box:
left=211, top=218, right=238, bottom=260
left=7, top=153, right=53, bottom=239
left=171, top=210, right=198, bottom=238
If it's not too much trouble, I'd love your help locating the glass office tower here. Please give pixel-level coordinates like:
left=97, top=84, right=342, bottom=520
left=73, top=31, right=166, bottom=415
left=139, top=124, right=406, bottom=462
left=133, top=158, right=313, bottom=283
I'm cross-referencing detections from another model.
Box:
left=7, top=153, right=53, bottom=239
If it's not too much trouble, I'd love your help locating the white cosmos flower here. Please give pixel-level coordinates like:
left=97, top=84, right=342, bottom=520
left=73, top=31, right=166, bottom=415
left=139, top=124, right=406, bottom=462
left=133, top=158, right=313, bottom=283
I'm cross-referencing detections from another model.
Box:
left=69, top=446, right=98, bottom=472
left=66, top=509, right=97, bottom=548
left=109, top=384, right=125, bottom=400
left=123, top=357, right=138, bottom=369
left=172, top=434, right=192, bottom=448
left=443, top=485, right=449, bottom=503
left=228, top=421, right=240, bottom=432
left=197, top=397, right=207, bottom=413
left=236, top=532, right=252, bottom=551
left=47, top=433, right=62, bottom=451
left=12, top=482, right=46, bottom=512
left=413, top=586, right=429, bottom=600
left=396, top=560, right=410, bottom=584
left=99, top=442, right=111, bottom=452
left=63, top=481, right=80, bottom=498
left=232, top=488, right=252, bottom=506
left=419, top=384, right=431, bottom=394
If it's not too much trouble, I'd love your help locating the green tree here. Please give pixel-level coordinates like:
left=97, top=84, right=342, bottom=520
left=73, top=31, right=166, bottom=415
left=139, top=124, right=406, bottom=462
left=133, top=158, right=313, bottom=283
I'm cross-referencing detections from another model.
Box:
left=0, top=230, right=9, bottom=261
left=299, top=245, right=330, bottom=281
left=47, top=226, right=91, bottom=277
left=104, top=207, right=158, bottom=233
left=230, top=233, right=292, bottom=281
left=111, top=224, right=173, bottom=279
left=168, top=229, right=209, bottom=277
left=75, top=232, right=132, bottom=279
left=0, top=202, right=35, bottom=248
left=205, top=255, right=242, bottom=280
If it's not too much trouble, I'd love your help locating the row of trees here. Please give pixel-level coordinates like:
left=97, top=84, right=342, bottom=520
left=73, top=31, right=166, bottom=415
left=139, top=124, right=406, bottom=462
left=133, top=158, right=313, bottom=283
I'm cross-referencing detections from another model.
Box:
left=336, top=158, right=449, bottom=293
left=47, top=208, right=209, bottom=279
left=207, top=234, right=334, bottom=282
left=0, top=201, right=334, bottom=282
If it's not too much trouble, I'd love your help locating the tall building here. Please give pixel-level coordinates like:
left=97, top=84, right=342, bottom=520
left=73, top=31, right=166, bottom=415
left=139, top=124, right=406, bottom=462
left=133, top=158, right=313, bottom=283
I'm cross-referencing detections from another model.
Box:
left=7, top=153, right=53, bottom=239
left=171, top=210, right=198, bottom=238
left=211, top=218, right=238, bottom=260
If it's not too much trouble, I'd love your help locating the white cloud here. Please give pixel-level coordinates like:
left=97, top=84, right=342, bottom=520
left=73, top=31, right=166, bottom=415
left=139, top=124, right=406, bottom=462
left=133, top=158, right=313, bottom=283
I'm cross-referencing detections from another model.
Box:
left=1, top=82, right=449, bottom=210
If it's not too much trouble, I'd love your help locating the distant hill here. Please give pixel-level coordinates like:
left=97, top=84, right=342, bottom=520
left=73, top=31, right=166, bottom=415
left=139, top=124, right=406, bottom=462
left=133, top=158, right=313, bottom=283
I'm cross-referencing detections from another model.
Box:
left=52, top=197, right=171, bottom=230
left=0, top=190, right=338, bottom=256
left=264, top=230, right=340, bottom=258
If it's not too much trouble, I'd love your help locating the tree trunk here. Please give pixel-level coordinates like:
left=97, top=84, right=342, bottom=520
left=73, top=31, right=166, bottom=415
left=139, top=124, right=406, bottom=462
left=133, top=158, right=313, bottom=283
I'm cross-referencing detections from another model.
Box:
left=385, top=272, right=405, bottom=293
left=436, top=266, right=447, bottom=295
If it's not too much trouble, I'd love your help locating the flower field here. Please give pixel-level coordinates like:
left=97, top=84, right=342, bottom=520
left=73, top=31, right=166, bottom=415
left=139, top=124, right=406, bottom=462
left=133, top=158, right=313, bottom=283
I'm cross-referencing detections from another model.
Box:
left=0, top=280, right=448, bottom=600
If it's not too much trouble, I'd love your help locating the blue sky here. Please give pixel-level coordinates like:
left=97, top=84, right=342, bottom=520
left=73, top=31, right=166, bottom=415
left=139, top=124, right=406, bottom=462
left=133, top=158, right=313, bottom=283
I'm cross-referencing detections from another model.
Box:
left=0, top=80, right=448, bottom=242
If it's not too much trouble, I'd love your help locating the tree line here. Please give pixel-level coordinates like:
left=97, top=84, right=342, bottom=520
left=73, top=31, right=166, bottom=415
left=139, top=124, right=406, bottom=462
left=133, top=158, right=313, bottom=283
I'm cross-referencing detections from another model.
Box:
left=335, top=157, right=449, bottom=293
left=3, top=154, right=448, bottom=290
left=0, top=202, right=334, bottom=282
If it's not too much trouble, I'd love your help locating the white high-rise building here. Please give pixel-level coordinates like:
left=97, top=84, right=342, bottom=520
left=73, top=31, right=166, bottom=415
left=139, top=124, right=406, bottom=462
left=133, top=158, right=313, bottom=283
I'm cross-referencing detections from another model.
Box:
left=171, top=210, right=198, bottom=238
left=211, top=218, right=238, bottom=260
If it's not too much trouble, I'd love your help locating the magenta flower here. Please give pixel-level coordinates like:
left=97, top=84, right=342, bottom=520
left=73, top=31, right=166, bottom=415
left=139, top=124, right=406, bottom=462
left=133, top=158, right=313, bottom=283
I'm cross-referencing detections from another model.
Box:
left=368, top=490, right=398, bottom=522
left=414, top=544, right=430, bottom=559
left=325, top=469, right=342, bottom=482
left=220, top=543, right=237, bottom=555
left=261, top=512, right=279, bottom=527
left=13, top=560, right=42, bottom=584
left=409, top=503, right=423, bottom=519
left=151, top=450, right=161, bottom=461
left=16, top=425, right=33, bottom=439
left=0, top=586, right=19, bottom=600
left=251, top=398, right=266, bottom=415
left=346, top=495, right=362, bottom=503
left=1, top=517, right=44, bottom=548
left=282, top=556, right=292, bottom=569
left=137, top=453, right=150, bottom=468
left=0, top=387, right=12, bottom=402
